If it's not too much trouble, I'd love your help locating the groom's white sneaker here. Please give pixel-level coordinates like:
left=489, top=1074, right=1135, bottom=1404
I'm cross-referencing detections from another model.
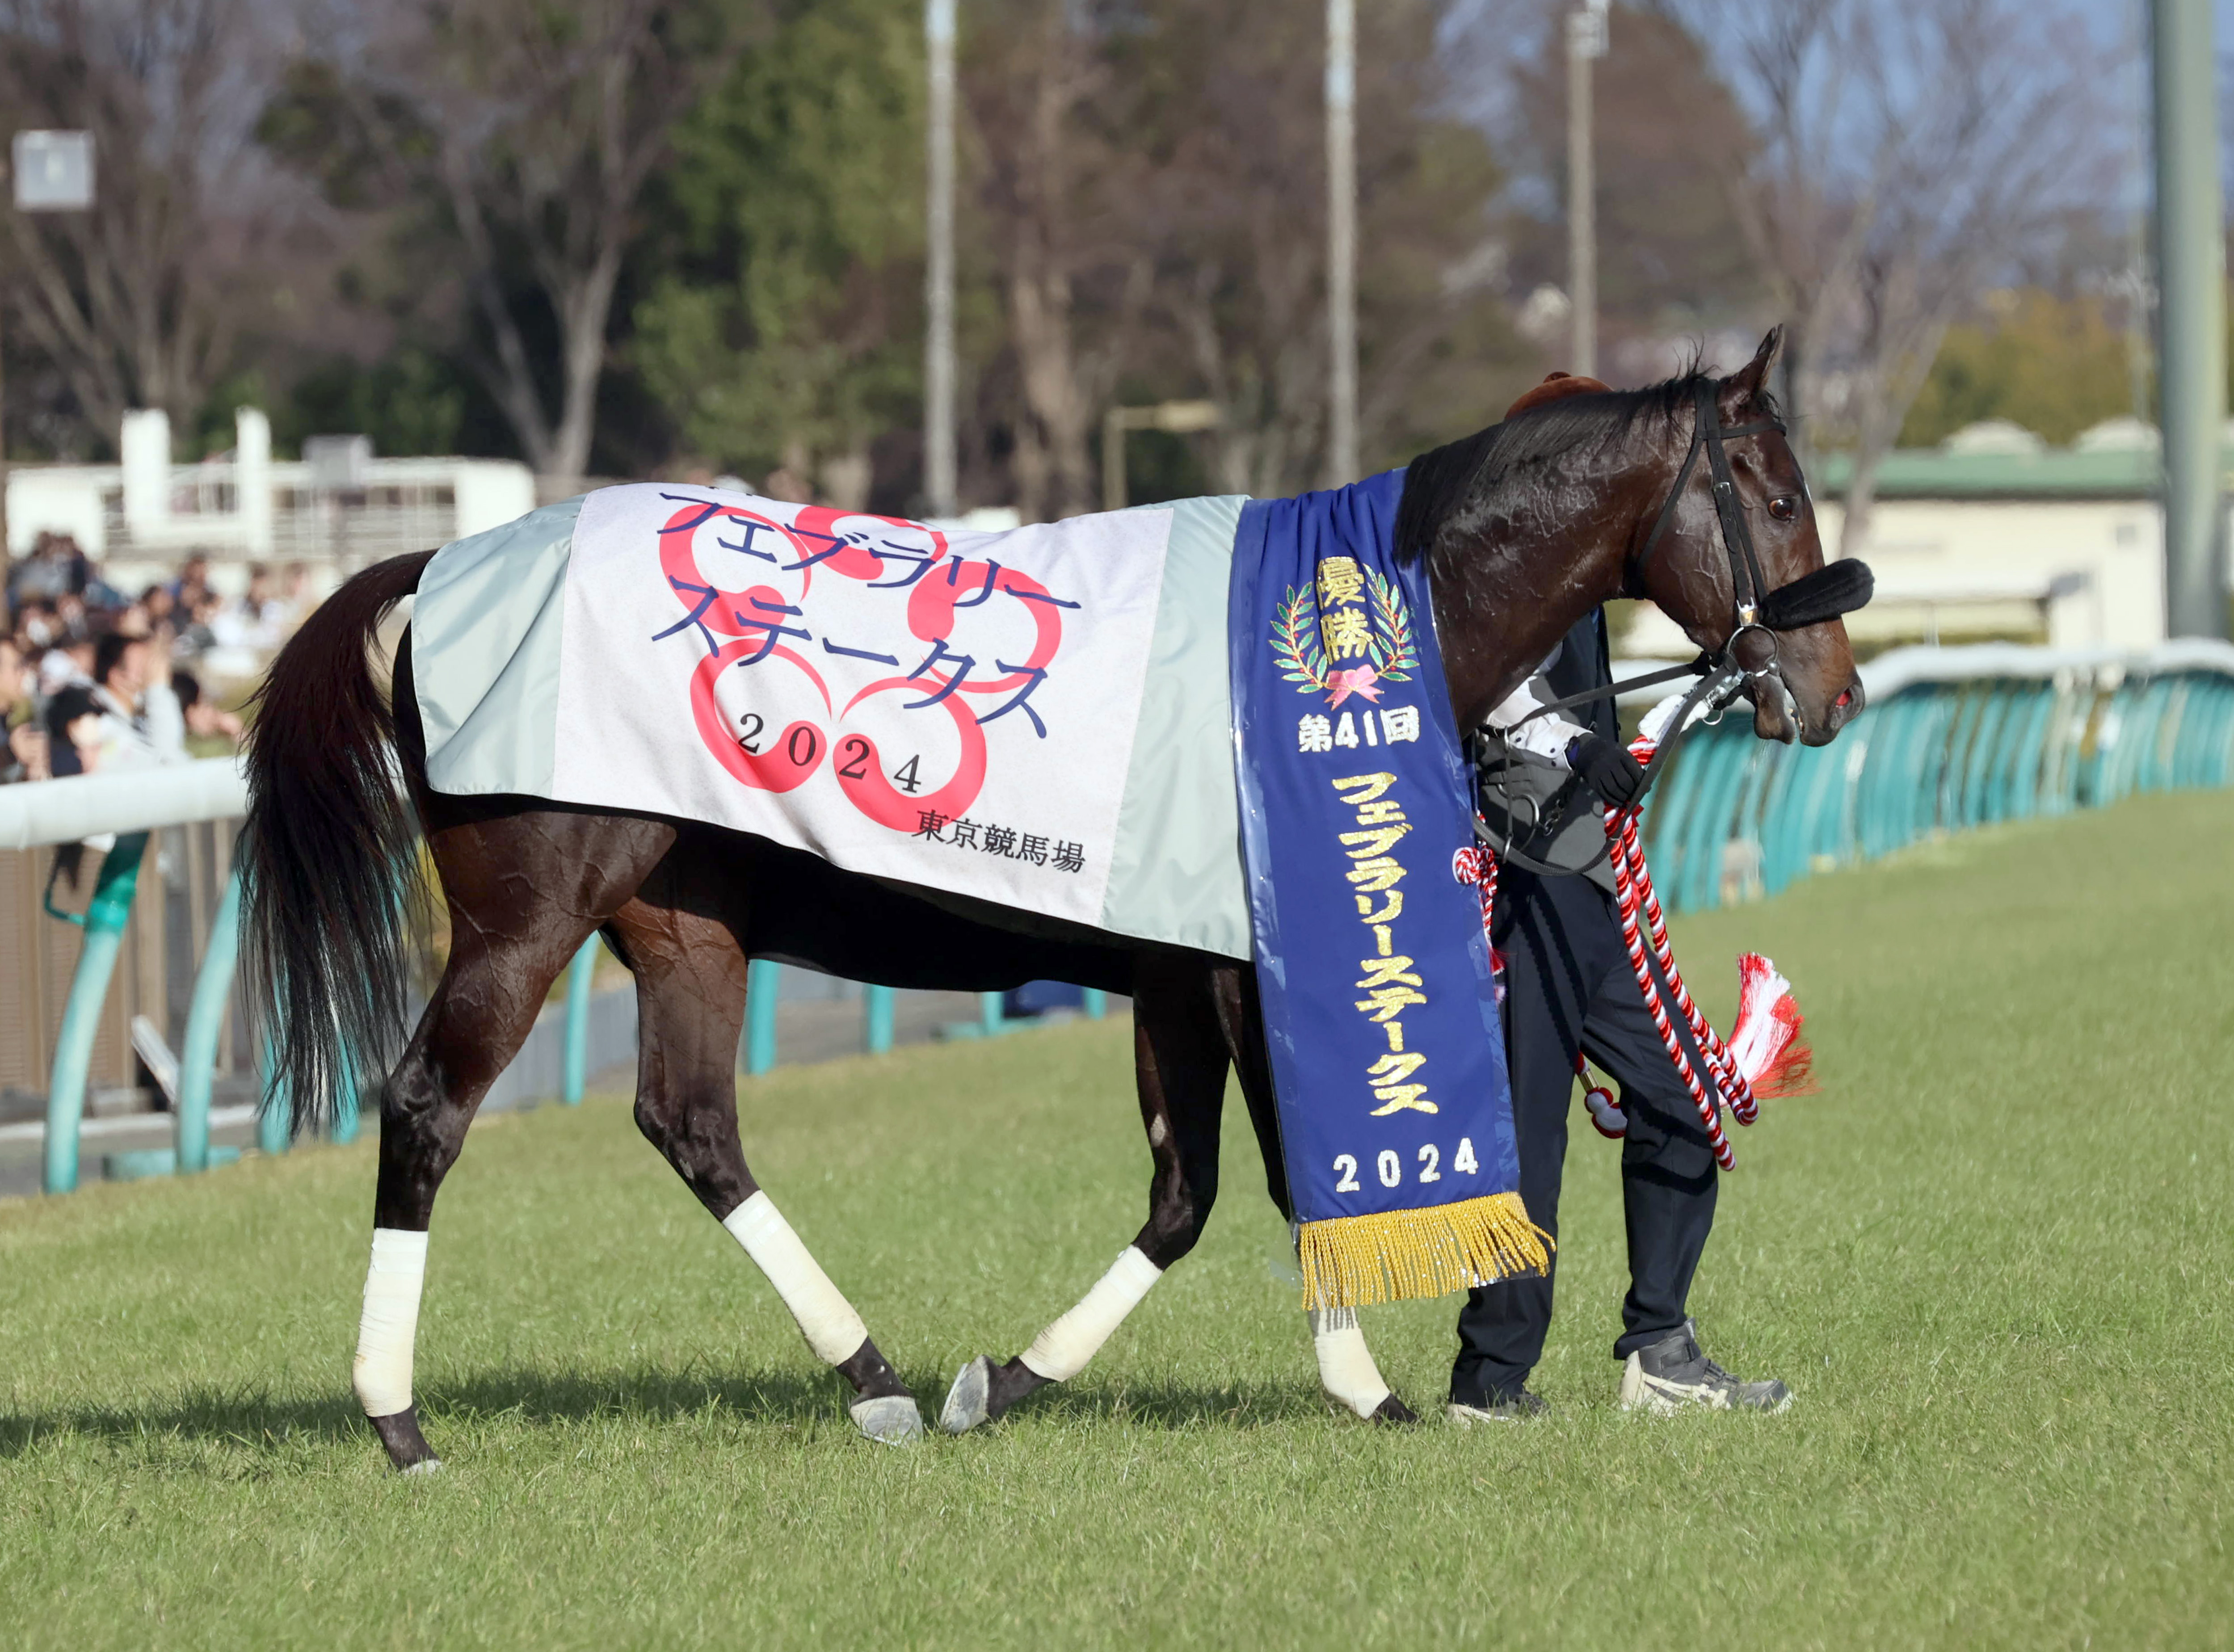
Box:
left=1618, top=1320, right=1791, bottom=1415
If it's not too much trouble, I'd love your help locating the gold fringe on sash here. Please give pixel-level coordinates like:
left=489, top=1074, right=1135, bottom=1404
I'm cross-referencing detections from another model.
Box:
left=1298, top=1191, right=1552, bottom=1310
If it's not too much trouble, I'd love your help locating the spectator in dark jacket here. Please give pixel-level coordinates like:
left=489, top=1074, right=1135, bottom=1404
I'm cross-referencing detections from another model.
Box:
left=45, top=685, right=102, bottom=778
left=8, top=532, right=91, bottom=605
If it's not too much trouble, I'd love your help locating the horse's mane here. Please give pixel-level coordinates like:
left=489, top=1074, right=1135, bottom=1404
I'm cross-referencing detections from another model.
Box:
left=1393, top=363, right=1760, bottom=576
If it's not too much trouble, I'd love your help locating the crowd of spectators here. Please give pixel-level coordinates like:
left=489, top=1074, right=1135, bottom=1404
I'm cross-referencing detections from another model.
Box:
left=0, top=532, right=307, bottom=785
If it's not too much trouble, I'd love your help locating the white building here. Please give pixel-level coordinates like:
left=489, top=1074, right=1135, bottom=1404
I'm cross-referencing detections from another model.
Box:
left=5, top=408, right=536, bottom=598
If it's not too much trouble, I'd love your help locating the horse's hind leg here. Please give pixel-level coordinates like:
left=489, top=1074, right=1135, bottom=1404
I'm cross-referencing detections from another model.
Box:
left=1213, top=964, right=1415, bottom=1425
left=358, top=811, right=674, bottom=1472
left=614, top=849, right=922, bottom=1444
left=940, top=949, right=1229, bottom=1433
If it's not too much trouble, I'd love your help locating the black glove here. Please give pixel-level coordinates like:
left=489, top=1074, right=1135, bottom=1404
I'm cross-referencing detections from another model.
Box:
left=1566, top=732, right=1650, bottom=809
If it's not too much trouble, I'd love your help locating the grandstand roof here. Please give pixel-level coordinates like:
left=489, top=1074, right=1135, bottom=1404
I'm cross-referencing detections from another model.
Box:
left=1811, top=444, right=2175, bottom=501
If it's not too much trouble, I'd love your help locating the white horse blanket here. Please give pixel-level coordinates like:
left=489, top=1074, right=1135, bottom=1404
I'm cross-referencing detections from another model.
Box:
left=409, top=484, right=1253, bottom=958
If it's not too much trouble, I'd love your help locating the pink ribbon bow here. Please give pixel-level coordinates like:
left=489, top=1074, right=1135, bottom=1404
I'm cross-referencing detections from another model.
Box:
left=1323, top=666, right=1382, bottom=706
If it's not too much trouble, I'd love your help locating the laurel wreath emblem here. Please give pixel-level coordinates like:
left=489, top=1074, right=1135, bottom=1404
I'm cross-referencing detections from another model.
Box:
left=1269, top=570, right=1419, bottom=698
left=1363, top=569, right=1418, bottom=681
left=1271, top=584, right=1332, bottom=692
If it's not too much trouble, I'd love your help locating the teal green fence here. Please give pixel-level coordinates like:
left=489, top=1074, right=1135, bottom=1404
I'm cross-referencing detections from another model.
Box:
left=22, top=638, right=2233, bottom=1192
left=1635, top=641, right=2234, bottom=915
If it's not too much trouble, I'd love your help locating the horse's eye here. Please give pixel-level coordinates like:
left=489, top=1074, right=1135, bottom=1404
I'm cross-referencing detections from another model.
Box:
left=1767, top=496, right=1798, bottom=523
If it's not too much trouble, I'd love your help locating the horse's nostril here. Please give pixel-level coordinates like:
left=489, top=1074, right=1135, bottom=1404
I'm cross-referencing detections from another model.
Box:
left=1835, top=687, right=1855, bottom=709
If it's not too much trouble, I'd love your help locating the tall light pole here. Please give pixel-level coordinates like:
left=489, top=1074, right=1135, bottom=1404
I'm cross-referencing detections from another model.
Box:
left=924, top=0, right=958, bottom=519
left=1565, top=1, right=1607, bottom=380
left=2150, top=0, right=2228, bottom=639
left=1325, top=0, right=1358, bottom=486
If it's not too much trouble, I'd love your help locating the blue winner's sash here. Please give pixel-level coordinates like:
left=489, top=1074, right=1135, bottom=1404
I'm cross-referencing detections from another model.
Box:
left=1230, top=470, right=1547, bottom=1308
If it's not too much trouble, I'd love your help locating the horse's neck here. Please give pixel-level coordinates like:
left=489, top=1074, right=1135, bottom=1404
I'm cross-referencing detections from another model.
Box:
left=1430, top=480, right=1647, bottom=731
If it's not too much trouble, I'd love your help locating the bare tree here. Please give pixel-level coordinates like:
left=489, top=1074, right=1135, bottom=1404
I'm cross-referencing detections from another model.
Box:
left=1492, top=4, right=1765, bottom=359
left=0, top=0, right=297, bottom=448
left=275, top=0, right=745, bottom=486
left=1672, top=0, right=2111, bottom=552
left=952, top=0, right=1512, bottom=516
left=1131, top=0, right=1330, bottom=497
left=1130, top=0, right=1513, bottom=498
left=965, top=0, right=1148, bottom=521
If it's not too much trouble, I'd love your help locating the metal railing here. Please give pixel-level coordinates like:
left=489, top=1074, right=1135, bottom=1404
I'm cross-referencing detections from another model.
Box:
left=1636, top=640, right=2234, bottom=915
left=120, top=458, right=474, bottom=564
left=0, top=760, right=251, bottom=1191
left=733, top=961, right=1106, bottom=1076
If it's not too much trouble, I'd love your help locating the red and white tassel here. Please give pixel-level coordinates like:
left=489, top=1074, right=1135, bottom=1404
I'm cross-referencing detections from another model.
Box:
left=1578, top=1052, right=1626, bottom=1139
left=1728, top=953, right=1817, bottom=1097
left=1464, top=784, right=1815, bottom=1177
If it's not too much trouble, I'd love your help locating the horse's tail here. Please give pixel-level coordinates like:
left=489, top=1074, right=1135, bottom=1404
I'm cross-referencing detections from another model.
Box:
left=239, top=550, right=437, bottom=1138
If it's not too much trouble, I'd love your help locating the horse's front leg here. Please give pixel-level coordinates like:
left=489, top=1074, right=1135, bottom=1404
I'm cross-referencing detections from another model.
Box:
left=1212, top=963, right=1416, bottom=1425
left=939, top=949, right=1228, bottom=1433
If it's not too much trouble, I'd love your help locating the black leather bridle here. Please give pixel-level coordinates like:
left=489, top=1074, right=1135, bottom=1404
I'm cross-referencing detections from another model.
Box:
left=1473, top=378, right=1875, bottom=873
left=1627, top=378, right=1873, bottom=714
left=1512, top=379, right=1875, bottom=751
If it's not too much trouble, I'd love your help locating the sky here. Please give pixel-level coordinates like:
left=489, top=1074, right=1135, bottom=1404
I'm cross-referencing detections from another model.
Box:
left=2078, top=0, right=2234, bottom=210
left=1431, top=1, right=2226, bottom=228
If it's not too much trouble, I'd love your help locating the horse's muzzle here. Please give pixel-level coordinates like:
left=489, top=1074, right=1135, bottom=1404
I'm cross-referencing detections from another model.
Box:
left=1801, top=677, right=1865, bottom=746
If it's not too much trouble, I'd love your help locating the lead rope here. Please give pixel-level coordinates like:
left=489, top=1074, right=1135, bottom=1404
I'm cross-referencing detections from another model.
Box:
left=1601, top=787, right=1737, bottom=1171
left=1456, top=731, right=1758, bottom=1174
left=1610, top=742, right=1758, bottom=1121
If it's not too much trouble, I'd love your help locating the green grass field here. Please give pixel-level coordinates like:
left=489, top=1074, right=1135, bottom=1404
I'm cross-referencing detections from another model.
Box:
left=5, top=792, right=2232, bottom=1649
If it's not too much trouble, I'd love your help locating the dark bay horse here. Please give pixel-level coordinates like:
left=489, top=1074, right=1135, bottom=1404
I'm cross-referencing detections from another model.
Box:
left=241, top=330, right=1863, bottom=1471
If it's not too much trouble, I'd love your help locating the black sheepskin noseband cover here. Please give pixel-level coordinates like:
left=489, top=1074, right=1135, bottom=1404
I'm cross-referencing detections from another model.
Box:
left=1760, top=559, right=1873, bottom=631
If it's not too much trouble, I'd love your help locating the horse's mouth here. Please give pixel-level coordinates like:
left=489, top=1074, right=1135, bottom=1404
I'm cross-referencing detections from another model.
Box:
left=1745, top=678, right=1801, bottom=745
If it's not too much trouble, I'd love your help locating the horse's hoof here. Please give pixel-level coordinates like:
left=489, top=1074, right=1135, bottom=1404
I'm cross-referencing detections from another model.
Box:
left=938, top=1355, right=994, bottom=1434
left=1370, top=1393, right=1420, bottom=1425
left=400, top=1457, right=444, bottom=1476
left=849, top=1393, right=926, bottom=1444
left=370, top=1405, right=441, bottom=1472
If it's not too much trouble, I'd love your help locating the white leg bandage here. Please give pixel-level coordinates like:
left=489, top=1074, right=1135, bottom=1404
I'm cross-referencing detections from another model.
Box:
left=1309, top=1306, right=1391, bottom=1419
left=1019, top=1245, right=1164, bottom=1382
left=723, top=1191, right=870, bottom=1366
left=353, top=1227, right=429, bottom=1418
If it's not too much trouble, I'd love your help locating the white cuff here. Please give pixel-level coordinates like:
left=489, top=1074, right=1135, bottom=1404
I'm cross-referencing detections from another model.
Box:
left=1486, top=679, right=1587, bottom=765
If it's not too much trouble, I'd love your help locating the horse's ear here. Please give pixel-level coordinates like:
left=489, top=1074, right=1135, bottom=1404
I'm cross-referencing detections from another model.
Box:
left=1717, top=326, right=1783, bottom=416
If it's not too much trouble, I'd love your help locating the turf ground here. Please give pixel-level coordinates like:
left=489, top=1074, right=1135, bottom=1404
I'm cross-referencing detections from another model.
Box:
left=4, top=791, right=2232, bottom=1649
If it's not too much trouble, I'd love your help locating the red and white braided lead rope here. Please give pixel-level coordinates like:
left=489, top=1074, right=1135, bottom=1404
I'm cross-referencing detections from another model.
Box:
left=1605, top=735, right=1740, bottom=1167
left=1454, top=732, right=1814, bottom=1173
left=1614, top=802, right=1755, bottom=1120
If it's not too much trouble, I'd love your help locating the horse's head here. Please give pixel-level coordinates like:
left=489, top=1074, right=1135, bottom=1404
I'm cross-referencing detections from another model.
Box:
left=1632, top=329, right=1866, bottom=747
